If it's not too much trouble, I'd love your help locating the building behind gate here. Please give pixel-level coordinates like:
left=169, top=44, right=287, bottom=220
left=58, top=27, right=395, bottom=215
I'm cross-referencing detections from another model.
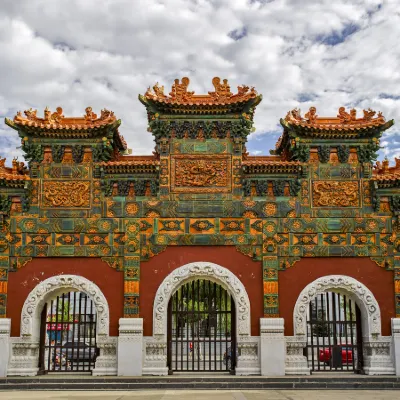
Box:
left=0, top=77, right=400, bottom=376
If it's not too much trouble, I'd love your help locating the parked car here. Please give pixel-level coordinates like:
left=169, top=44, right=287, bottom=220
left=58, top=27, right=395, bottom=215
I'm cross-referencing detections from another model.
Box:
left=62, top=341, right=98, bottom=362
left=319, top=345, right=353, bottom=365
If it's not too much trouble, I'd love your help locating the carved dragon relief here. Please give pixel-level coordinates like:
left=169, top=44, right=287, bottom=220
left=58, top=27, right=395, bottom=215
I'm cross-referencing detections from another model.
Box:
left=42, top=181, right=91, bottom=208
left=171, top=155, right=232, bottom=193
left=312, top=181, right=359, bottom=207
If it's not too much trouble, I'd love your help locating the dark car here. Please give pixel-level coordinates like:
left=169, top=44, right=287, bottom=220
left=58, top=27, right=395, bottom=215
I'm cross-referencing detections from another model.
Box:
left=62, top=341, right=98, bottom=361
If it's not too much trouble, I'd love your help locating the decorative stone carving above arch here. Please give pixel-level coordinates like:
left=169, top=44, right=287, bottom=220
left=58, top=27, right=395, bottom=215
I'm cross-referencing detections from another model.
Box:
left=153, top=262, right=251, bottom=337
left=293, top=275, right=381, bottom=338
left=21, top=274, right=110, bottom=339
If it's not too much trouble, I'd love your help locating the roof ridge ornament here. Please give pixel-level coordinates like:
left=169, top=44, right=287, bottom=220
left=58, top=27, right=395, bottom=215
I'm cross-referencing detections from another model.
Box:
left=304, top=106, right=317, bottom=123
left=84, top=106, right=97, bottom=121
left=284, top=106, right=386, bottom=126
left=44, top=106, right=64, bottom=123
left=141, top=77, right=260, bottom=107
left=11, top=107, right=117, bottom=128
left=208, top=77, right=232, bottom=99
left=337, top=107, right=357, bottom=123
left=169, top=77, right=195, bottom=102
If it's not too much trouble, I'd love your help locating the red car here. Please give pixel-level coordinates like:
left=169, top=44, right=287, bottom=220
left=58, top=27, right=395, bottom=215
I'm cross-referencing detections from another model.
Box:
left=319, top=346, right=353, bottom=365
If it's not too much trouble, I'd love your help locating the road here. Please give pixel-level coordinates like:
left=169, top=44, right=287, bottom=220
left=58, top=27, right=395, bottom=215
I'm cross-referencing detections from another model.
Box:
left=0, top=390, right=398, bottom=400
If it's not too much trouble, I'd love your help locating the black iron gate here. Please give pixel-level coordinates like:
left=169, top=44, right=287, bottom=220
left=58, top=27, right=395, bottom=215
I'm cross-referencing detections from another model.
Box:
left=39, top=291, right=99, bottom=373
left=306, top=292, right=363, bottom=373
left=167, top=279, right=236, bottom=373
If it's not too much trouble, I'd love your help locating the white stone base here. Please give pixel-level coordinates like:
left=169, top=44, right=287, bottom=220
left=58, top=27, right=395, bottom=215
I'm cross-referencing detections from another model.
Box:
left=143, top=337, right=168, bottom=375
left=3, top=320, right=399, bottom=376
left=363, top=337, right=395, bottom=375
left=93, top=336, right=117, bottom=376
left=236, top=336, right=260, bottom=375
left=7, top=338, right=40, bottom=376
left=285, top=336, right=310, bottom=375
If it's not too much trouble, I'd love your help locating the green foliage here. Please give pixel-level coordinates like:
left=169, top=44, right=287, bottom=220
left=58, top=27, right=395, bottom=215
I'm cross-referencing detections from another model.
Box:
left=149, top=117, right=254, bottom=140
left=101, top=180, right=114, bottom=196
left=318, top=145, right=331, bottom=163
left=243, top=180, right=251, bottom=197
left=149, top=180, right=159, bottom=197
left=272, top=180, right=285, bottom=197
left=51, top=145, right=65, bottom=163
left=288, top=179, right=302, bottom=196
left=92, top=140, right=114, bottom=162
left=21, top=181, right=32, bottom=212
left=291, top=144, right=310, bottom=162
left=255, top=180, right=268, bottom=196
left=0, top=195, right=11, bottom=214
left=149, top=119, right=170, bottom=140
left=391, top=195, right=400, bottom=212
left=172, top=281, right=232, bottom=334
left=357, top=143, right=380, bottom=163
left=311, top=310, right=329, bottom=337
left=133, top=180, right=146, bottom=196
left=72, top=145, right=84, bottom=163
left=337, top=145, right=350, bottom=163
left=47, top=301, right=74, bottom=323
left=21, top=141, right=44, bottom=165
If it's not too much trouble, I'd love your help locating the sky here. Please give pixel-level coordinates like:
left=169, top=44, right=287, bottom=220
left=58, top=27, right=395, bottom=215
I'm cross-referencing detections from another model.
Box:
left=0, top=0, right=399, bottom=164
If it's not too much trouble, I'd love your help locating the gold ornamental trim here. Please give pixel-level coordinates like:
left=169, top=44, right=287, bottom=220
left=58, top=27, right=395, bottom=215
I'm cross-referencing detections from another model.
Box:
left=42, top=180, right=91, bottom=208
left=170, top=154, right=232, bottom=193
left=312, top=180, right=359, bottom=208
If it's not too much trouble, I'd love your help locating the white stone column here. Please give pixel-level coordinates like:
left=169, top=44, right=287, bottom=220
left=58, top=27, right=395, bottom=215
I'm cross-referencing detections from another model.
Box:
left=117, top=318, right=143, bottom=376
left=392, top=319, right=400, bottom=375
left=260, top=318, right=285, bottom=376
left=0, top=319, right=11, bottom=377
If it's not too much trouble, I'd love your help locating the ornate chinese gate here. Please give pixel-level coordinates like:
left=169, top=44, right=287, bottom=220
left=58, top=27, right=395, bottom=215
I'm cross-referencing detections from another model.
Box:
left=167, top=279, right=236, bottom=373
left=39, top=291, right=99, bottom=373
left=305, top=292, right=363, bottom=373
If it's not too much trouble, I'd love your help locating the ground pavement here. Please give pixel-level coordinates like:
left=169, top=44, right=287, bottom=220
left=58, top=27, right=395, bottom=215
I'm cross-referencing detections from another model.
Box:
left=0, top=390, right=399, bottom=400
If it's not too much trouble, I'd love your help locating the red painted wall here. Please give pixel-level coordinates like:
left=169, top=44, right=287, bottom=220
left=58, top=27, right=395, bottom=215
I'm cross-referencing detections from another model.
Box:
left=7, top=258, right=124, bottom=337
left=279, top=257, right=395, bottom=336
left=140, top=246, right=263, bottom=336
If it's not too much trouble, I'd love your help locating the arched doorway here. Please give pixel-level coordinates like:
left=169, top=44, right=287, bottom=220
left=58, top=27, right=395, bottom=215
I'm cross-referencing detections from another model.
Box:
left=7, top=275, right=112, bottom=377
left=167, top=279, right=236, bottom=373
left=39, top=291, right=99, bottom=373
left=305, top=291, right=363, bottom=373
left=293, top=275, right=383, bottom=375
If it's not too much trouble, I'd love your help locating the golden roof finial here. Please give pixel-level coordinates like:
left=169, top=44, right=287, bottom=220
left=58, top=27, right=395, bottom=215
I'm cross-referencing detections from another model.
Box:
left=209, top=77, right=232, bottom=99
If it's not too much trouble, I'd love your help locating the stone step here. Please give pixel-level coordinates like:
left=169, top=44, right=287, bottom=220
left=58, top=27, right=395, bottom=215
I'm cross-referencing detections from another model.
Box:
left=3, top=376, right=400, bottom=382
left=1, top=377, right=400, bottom=390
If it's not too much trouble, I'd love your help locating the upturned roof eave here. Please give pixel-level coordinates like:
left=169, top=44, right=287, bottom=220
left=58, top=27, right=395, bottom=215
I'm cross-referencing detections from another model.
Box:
left=280, top=118, right=394, bottom=136
left=139, top=95, right=262, bottom=114
left=5, top=119, right=122, bottom=137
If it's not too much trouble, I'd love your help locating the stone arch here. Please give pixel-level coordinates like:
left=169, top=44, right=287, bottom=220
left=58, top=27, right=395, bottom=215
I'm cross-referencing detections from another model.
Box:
left=21, top=274, right=110, bottom=339
left=153, top=262, right=251, bottom=337
left=293, top=275, right=381, bottom=338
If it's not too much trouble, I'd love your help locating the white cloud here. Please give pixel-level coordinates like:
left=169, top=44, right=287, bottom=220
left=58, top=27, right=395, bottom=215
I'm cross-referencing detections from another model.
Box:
left=0, top=0, right=399, bottom=163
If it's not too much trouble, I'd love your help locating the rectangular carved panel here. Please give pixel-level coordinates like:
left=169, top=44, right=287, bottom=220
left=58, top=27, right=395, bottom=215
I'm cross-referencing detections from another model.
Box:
left=42, top=180, right=91, bottom=208
left=312, top=180, right=359, bottom=207
left=171, top=154, right=231, bottom=193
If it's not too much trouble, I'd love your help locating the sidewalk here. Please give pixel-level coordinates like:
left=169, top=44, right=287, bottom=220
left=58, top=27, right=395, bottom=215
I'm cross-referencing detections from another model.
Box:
left=1, top=389, right=400, bottom=400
